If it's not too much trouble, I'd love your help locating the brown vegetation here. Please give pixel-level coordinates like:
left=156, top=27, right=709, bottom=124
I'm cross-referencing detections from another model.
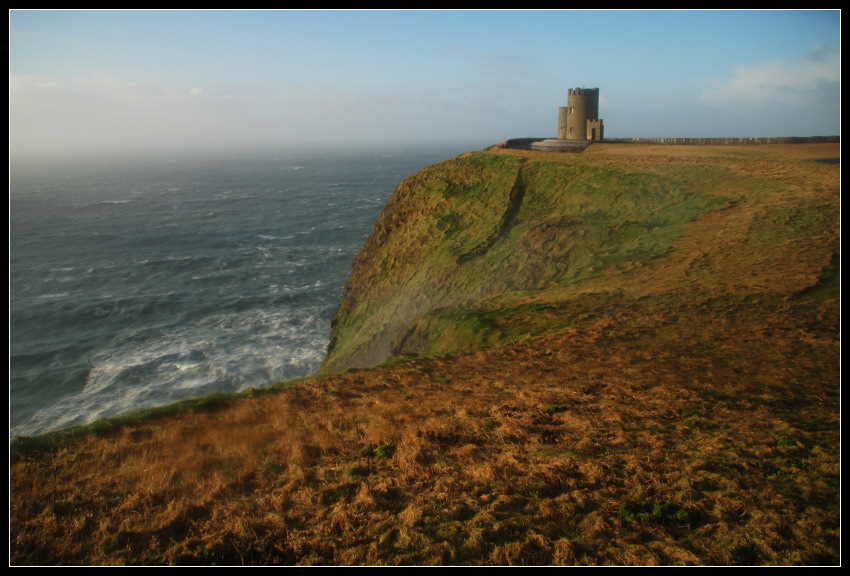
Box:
left=10, top=143, right=840, bottom=565
left=10, top=291, right=839, bottom=565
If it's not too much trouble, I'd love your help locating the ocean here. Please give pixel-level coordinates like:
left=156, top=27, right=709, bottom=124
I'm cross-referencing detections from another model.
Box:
left=10, top=144, right=470, bottom=438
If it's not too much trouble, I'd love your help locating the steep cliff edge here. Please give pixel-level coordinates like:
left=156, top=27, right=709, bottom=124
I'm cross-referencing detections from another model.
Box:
left=321, top=142, right=840, bottom=375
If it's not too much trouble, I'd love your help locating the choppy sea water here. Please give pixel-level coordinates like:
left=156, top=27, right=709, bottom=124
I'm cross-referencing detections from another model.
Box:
left=10, top=144, right=467, bottom=438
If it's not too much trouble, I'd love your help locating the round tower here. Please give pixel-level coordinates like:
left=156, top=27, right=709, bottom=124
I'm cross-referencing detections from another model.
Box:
left=562, top=88, right=600, bottom=140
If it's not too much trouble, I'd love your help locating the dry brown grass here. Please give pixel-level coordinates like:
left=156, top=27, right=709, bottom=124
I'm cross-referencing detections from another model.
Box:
left=10, top=292, right=839, bottom=565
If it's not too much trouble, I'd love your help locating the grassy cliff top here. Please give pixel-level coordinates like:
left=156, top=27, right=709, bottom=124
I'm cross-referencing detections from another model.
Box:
left=322, top=142, right=839, bottom=374
left=10, top=142, right=840, bottom=566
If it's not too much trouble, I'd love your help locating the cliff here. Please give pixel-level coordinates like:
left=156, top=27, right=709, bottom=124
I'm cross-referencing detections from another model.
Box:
left=11, top=142, right=840, bottom=565
left=322, top=142, right=839, bottom=375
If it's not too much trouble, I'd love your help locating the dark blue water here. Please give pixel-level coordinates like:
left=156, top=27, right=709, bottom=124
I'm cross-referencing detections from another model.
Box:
left=10, top=144, right=468, bottom=438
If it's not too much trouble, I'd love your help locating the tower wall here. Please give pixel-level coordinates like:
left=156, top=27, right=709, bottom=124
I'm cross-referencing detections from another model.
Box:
left=558, top=107, right=570, bottom=139
left=564, top=88, right=600, bottom=141
left=587, top=118, right=604, bottom=141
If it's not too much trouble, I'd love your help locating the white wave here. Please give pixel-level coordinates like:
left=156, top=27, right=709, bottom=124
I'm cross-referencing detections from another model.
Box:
left=68, top=307, right=329, bottom=418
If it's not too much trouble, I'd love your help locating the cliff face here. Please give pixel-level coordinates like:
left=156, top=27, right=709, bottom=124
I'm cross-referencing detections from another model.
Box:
left=321, top=143, right=840, bottom=375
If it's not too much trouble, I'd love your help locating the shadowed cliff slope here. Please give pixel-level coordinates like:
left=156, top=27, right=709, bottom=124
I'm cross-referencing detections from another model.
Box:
left=322, top=143, right=839, bottom=375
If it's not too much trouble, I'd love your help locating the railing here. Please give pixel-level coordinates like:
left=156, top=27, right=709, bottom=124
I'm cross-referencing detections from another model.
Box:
left=499, top=136, right=839, bottom=152
left=601, top=136, right=839, bottom=145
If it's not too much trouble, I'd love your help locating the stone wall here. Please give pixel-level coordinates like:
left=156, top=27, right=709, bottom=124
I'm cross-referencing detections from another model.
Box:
left=602, top=136, right=839, bottom=145
left=499, top=136, right=839, bottom=153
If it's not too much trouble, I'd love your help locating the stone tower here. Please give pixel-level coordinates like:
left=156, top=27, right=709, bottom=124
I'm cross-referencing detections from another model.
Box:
left=558, top=88, right=603, bottom=141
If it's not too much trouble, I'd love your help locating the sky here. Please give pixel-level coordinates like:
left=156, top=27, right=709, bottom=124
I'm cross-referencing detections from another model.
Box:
left=9, top=9, right=841, bottom=162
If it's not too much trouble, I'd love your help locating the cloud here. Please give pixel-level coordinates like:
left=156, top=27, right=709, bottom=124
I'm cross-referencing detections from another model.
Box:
left=700, top=44, right=840, bottom=108
left=9, top=71, right=537, bottom=161
left=9, top=75, right=59, bottom=90
left=442, top=44, right=548, bottom=83
left=10, top=73, right=254, bottom=160
left=691, top=44, right=840, bottom=137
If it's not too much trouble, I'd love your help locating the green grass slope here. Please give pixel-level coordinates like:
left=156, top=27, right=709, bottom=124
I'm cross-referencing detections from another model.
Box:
left=321, top=143, right=839, bottom=374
